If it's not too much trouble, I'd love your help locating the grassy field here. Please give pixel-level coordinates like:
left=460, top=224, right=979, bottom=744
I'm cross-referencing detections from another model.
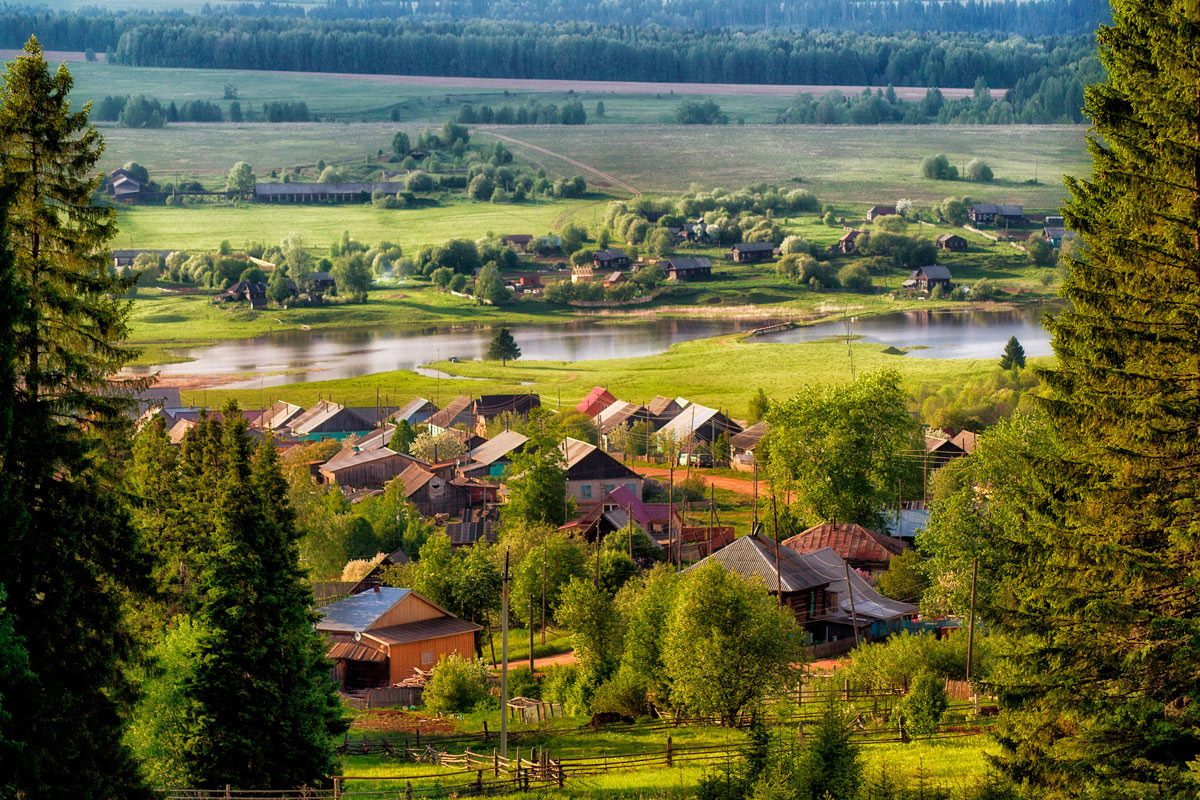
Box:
left=475, top=124, right=1091, bottom=205
left=113, top=195, right=607, bottom=252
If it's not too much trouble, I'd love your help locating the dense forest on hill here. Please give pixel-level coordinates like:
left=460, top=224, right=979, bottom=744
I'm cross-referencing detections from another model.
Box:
left=0, top=12, right=1099, bottom=91
left=314, top=0, right=1110, bottom=36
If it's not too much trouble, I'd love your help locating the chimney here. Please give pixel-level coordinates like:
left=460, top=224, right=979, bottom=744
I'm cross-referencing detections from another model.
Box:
left=372, top=584, right=380, bottom=593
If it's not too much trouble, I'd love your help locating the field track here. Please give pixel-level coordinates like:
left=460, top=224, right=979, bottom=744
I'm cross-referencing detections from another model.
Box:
left=482, top=129, right=643, bottom=198
left=0, top=50, right=1003, bottom=101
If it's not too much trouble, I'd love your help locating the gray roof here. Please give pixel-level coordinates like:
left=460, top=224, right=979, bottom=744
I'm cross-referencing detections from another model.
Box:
left=687, top=534, right=833, bottom=593
left=730, top=421, right=768, bottom=452
left=912, top=265, right=953, bottom=281
left=662, top=257, right=712, bottom=272
left=466, top=429, right=528, bottom=468
left=880, top=509, right=930, bottom=540
left=396, top=397, right=436, bottom=423
left=805, top=547, right=917, bottom=622
left=316, top=587, right=411, bottom=633
left=972, top=203, right=1024, bottom=216
left=732, top=241, right=776, bottom=252
left=594, top=249, right=629, bottom=262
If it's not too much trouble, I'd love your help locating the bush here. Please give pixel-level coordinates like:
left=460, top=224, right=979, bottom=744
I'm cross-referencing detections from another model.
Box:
left=591, top=668, right=650, bottom=719
left=920, top=154, right=958, bottom=181
left=966, top=158, right=994, bottom=182
left=972, top=279, right=999, bottom=301
left=899, top=669, right=949, bottom=736
left=541, top=663, right=591, bottom=716
left=506, top=666, right=540, bottom=700
left=423, top=654, right=491, bottom=714
left=837, top=264, right=872, bottom=293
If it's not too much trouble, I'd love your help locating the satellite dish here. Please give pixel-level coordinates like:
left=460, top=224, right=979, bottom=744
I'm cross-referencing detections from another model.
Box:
left=353, top=631, right=362, bottom=642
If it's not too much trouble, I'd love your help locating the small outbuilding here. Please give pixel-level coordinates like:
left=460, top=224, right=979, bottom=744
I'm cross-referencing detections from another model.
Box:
left=936, top=233, right=968, bottom=252
left=593, top=249, right=631, bottom=270
left=661, top=256, right=713, bottom=281
left=729, top=242, right=776, bottom=263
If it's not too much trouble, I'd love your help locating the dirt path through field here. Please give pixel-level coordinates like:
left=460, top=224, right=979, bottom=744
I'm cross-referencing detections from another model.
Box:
left=637, top=466, right=766, bottom=498
left=478, top=130, right=643, bottom=200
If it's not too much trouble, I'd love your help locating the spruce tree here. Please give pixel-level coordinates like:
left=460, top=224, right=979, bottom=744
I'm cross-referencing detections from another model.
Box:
left=183, top=405, right=347, bottom=788
left=0, top=37, right=154, bottom=799
left=998, top=336, right=1026, bottom=370
left=991, top=3, right=1200, bottom=795
left=486, top=327, right=521, bottom=365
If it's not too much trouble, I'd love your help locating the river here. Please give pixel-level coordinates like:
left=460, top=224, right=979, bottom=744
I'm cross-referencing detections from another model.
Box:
left=128, top=306, right=1054, bottom=390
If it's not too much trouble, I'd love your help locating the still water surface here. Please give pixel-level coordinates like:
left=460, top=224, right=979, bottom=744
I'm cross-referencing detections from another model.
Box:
left=130, top=307, right=1054, bottom=390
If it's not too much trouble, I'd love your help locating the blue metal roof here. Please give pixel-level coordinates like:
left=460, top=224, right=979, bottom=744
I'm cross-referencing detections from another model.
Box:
left=316, top=587, right=410, bottom=633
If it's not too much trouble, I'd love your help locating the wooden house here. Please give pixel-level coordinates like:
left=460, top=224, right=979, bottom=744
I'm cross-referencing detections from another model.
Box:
left=968, top=204, right=1025, bottom=226
left=782, top=522, right=909, bottom=576
left=1041, top=216, right=1076, bottom=247
left=319, top=446, right=424, bottom=491
left=214, top=280, right=268, bottom=309
left=394, top=397, right=438, bottom=426
left=831, top=230, right=860, bottom=255
left=647, top=396, right=684, bottom=429
left=252, top=401, right=305, bottom=431
left=459, top=430, right=528, bottom=479
left=951, top=429, right=979, bottom=454
left=472, top=394, right=540, bottom=436
left=563, top=485, right=679, bottom=546
left=106, top=170, right=144, bottom=202
left=802, top=548, right=917, bottom=644
left=426, top=395, right=475, bottom=435
left=686, top=534, right=835, bottom=628
left=317, top=587, right=481, bottom=689
left=396, top=463, right=471, bottom=518
left=593, top=249, right=632, bottom=271
left=866, top=205, right=897, bottom=221
left=308, top=271, right=337, bottom=292
left=925, top=434, right=967, bottom=466
left=576, top=386, right=617, bottom=418
left=597, top=400, right=652, bottom=436
left=288, top=400, right=374, bottom=440
left=560, top=437, right=643, bottom=508
left=729, top=242, right=775, bottom=263
left=503, top=234, right=533, bottom=252
left=936, top=233, right=968, bottom=252
left=111, top=249, right=172, bottom=269
left=661, top=257, right=712, bottom=281
left=602, top=271, right=627, bottom=287
left=657, top=403, right=743, bottom=462
left=903, top=265, right=953, bottom=293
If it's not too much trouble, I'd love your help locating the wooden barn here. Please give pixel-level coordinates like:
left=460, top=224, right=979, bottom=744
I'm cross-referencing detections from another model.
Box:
left=661, top=256, right=713, bottom=281
left=317, top=587, right=481, bottom=689
left=936, top=233, right=968, bottom=252
left=319, top=446, right=424, bottom=491
left=866, top=205, right=896, bottom=221
left=576, top=386, right=617, bottom=418
left=397, top=463, right=471, bottom=518
left=729, top=242, right=776, bottom=263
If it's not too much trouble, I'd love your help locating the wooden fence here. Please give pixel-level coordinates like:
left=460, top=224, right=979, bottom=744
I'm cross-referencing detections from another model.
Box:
left=342, top=686, right=423, bottom=709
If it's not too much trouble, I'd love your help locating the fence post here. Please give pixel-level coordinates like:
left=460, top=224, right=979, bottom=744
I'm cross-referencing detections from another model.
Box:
left=797, top=721, right=804, bottom=745
left=405, top=780, right=413, bottom=799
left=666, top=735, right=673, bottom=767
left=224, top=784, right=231, bottom=800
left=556, top=758, right=564, bottom=789
left=333, top=777, right=341, bottom=800
left=476, top=770, right=483, bottom=791
left=494, top=747, right=499, bottom=778
left=843, top=679, right=850, bottom=701
left=482, top=720, right=489, bottom=742
left=899, top=713, right=910, bottom=744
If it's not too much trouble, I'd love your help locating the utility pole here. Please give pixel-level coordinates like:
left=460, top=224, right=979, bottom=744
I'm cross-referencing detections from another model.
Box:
left=771, top=494, right=782, bottom=607
left=966, top=556, right=979, bottom=680
left=500, top=550, right=510, bottom=758
left=528, top=593, right=534, bottom=672
left=845, top=562, right=860, bottom=647
left=752, top=461, right=759, bottom=533
left=540, top=546, right=546, bottom=646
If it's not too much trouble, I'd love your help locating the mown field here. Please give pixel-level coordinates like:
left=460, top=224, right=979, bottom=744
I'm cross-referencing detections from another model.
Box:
left=114, top=195, right=605, bottom=252
left=475, top=124, right=1091, bottom=205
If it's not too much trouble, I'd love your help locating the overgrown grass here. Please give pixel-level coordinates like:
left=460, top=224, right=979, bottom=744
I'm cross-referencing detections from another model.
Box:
left=483, top=627, right=575, bottom=665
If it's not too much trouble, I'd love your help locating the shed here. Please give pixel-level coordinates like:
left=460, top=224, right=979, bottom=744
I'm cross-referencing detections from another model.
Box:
left=936, top=233, right=968, bottom=252
left=460, top=430, right=529, bottom=478
left=319, top=447, right=424, bottom=490
left=316, top=587, right=481, bottom=689
left=803, top=547, right=917, bottom=642
left=396, top=463, right=471, bottom=518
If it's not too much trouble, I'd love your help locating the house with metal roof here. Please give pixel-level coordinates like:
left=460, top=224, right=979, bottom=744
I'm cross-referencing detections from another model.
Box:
left=253, top=401, right=305, bottom=431
left=661, top=256, right=712, bottom=281
left=288, top=400, right=374, bottom=440
left=460, top=430, right=529, bottom=479
left=316, top=586, right=481, bottom=690
left=782, top=522, right=909, bottom=575
left=426, top=395, right=475, bottom=435
left=686, top=534, right=835, bottom=626
left=577, top=386, right=617, bottom=418
left=396, top=463, right=471, bottom=518
left=395, top=397, right=438, bottom=425
left=319, top=446, right=424, bottom=491
left=803, top=548, right=917, bottom=643
left=561, top=485, right=678, bottom=545
left=903, top=265, right=954, bottom=293
left=559, top=437, right=643, bottom=508
left=657, top=403, right=743, bottom=449
left=729, top=242, right=776, bottom=263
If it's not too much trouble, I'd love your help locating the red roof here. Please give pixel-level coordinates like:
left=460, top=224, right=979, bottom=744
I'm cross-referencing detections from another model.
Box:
left=576, top=386, right=617, bottom=418
left=781, top=523, right=907, bottom=566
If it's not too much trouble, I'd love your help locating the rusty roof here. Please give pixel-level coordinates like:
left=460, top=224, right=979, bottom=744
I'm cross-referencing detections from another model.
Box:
left=326, top=641, right=387, bottom=663
left=782, top=523, right=907, bottom=565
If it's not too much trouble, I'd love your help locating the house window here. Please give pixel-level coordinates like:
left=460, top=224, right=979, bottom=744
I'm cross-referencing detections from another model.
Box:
left=580, top=485, right=592, bottom=499
left=623, top=483, right=638, bottom=494
left=601, top=484, right=615, bottom=495
left=421, top=651, right=436, bottom=665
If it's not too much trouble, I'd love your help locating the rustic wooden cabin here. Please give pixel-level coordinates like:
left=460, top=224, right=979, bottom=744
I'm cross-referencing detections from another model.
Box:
left=729, top=242, right=775, bottom=263
left=936, top=233, right=968, bottom=252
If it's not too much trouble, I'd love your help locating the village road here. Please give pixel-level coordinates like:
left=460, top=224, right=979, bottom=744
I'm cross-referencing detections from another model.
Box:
left=636, top=467, right=766, bottom=498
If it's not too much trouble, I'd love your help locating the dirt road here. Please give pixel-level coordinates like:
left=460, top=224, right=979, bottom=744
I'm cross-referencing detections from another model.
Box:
left=482, top=130, right=642, bottom=199
left=637, top=466, right=766, bottom=498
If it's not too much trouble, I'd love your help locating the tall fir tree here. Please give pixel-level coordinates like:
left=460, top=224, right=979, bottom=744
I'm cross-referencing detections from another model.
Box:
left=0, top=36, right=154, bottom=799
left=991, top=3, right=1200, bottom=796
left=183, top=405, right=347, bottom=788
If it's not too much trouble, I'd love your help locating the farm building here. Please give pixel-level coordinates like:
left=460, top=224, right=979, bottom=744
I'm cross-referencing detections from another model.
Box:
left=111, top=249, right=172, bottom=269
left=396, top=463, right=472, bottom=518
left=803, top=548, right=917, bottom=644
left=459, top=430, right=529, bottom=479
left=951, top=429, right=979, bottom=454
left=426, top=395, right=475, bottom=435
left=576, top=386, right=617, bottom=418
left=647, top=395, right=684, bottom=428
left=571, top=265, right=594, bottom=283
left=729, top=242, right=776, bottom=263
left=831, top=230, right=860, bottom=255
left=687, top=534, right=834, bottom=628
left=925, top=434, right=968, bottom=465
left=968, top=203, right=1025, bottom=226
left=866, top=205, right=897, bottom=221
left=214, top=280, right=268, bottom=309
left=318, top=446, right=424, bottom=491
left=903, top=265, right=953, bottom=293
left=658, top=403, right=743, bottom=448
left=593, top=249, right=632, bottom=270
left=560, top=437, right=643, bottom=508
left=602, top=271, right=627, bottom=287
left=661, top=257, right=713, bottom=281
left=472, top=394, right=541, bottom=436
left=597, top=400, right=652, bottom=436
left=393, top=397, right=438, bottom=426
left=503, top=234, right=533, bottom=252
left=317, top=587, right=481, bottom=689
left=936, top=234, right=968, bottom=252
left=253, top=181, right=407, bottom=204
left=309, top=271, right=337, bottom=292
left=289, top=400, right=374, bottom=439
left=105, top=169, right=145, bottom=202
left=252, top=401, right=306, bottom=431
left=782, top=522, right=909, bottom=575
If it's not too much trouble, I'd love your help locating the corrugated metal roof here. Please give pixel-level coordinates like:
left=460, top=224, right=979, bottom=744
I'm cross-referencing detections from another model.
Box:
left=364, top=616, right=482, bottom=646
left=912, top=265, right=953, bottom=281
left=730, top=421, right=768, bottom=451
left=427, top=395, right=474, bottom=430
left=397, top=463, right=437, bottom=498
left=255, top=181, right=407, bottom=196
left=467, top=430, right=528, bottom=467
left=658, top=404, right=721, bottom=438
left=805, top=548, right=917, bottom=622
left=687, top=534, right=832, bottom=593
left=782, top=523, right=908, bottom=565
left=317, top=588, right=411, bottom=633
left=327, top=641, right=388, bottom=663
left=396, top=397, right=436, bottom=423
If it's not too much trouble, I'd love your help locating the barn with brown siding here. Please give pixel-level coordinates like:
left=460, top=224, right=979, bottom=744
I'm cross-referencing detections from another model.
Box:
left=318, top=446, right=426, bottom=490
left=317, top=587, right=481, bottom=689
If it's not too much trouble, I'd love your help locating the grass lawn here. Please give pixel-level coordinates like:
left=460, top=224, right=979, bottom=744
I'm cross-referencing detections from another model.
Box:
left=484, top=627, right=574, bottom=665
left=474, top=124, right=1090, bottom=205
left=113, top=195, right=605, bottom=252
